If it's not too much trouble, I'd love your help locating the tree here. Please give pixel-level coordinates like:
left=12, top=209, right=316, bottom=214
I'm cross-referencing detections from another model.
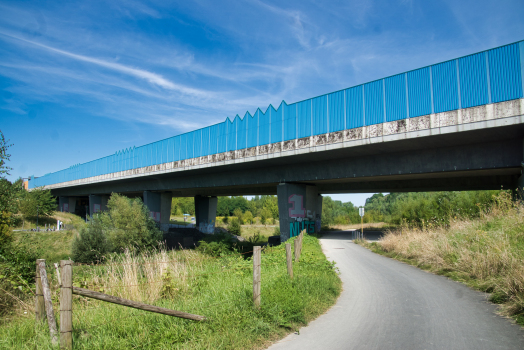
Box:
left=100, top=194, right=162, bottom=252
left=243, top=210, right=253, bottom=225
left=233, top=207, right=244, bottom=224
left=18, top=187, right=56, bottom=219
left=228, top=217, right=241, bottom=236
left=0, top=131, right=14, bottom=248
left=0, top=130, right=12, bottom=178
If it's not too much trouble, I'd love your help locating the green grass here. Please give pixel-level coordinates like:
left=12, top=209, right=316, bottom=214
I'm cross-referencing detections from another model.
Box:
left=11, top=212, right=86, bottom=263
left=0, top=234, right=341, bottom=349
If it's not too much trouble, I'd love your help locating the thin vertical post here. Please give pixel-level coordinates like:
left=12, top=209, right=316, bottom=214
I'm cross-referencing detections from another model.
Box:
left=253, top=246, right=261, bottom=308
left=60, top=260, right=72, bottom=349
left=361, top=215, right=364, bottom=240
left=285, top=243, right=293, bottom=279
left=35, top=259, right=45, bottom=322
left=38, top=260, right=58, bottom=345
left=294, top=238, right=300, bottom=262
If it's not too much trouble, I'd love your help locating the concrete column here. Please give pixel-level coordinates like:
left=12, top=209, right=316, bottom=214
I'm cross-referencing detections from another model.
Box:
left=194, top=195, right=218, bottom=234
left=143, top=191, right=161, bottom=222
left=68, top=197, right=77, bottom=214
left=88, top=195, right=102, bottom=215
left=58, top=197, right=67, bottom=212
left=100, top=195, right=109, bottom=212
left=160, top=192, right=172, bottom=232
left=277, top=183, right=322, bottom=242
left=143, top=191, right=172, bottom=232
left=58, top=196, right=76, bottom=213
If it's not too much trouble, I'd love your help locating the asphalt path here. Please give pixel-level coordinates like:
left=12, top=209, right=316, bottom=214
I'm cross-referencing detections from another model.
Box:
left=268, top=230, right=524, bottom=350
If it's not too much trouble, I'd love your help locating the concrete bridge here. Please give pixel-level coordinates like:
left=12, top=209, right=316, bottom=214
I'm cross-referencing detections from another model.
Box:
left=29, top=41, right=524, bottom=241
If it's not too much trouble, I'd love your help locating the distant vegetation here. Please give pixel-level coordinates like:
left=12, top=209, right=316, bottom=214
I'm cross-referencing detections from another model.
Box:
left=321, top=190, right=502, bottom=228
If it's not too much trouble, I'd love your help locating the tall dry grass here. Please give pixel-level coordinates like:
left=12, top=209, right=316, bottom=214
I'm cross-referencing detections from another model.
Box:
left=374, top=191, right=524, bottom=321
left=77, top=247, right=204, bottom=304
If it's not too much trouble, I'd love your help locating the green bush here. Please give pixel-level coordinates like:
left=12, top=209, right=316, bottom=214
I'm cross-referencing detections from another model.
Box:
left=195, top=241, right=230, bottom=257
left=71, top=194, right=162, bottom=262
left=100, top=194, right=162, bottom=252
left=228, top=217, right=241, bottom=235
left=71, top=217, right=111, bottom=263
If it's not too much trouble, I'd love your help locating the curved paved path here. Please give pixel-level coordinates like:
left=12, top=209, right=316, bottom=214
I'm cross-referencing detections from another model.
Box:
left=268, top=230, right=524, bottom=350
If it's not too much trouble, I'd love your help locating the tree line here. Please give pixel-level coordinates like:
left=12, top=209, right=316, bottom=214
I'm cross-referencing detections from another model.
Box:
left=321, top=190, right=502, bottom=227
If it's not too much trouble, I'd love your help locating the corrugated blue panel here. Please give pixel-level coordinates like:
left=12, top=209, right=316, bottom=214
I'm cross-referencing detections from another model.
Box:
left=186, top=131, right=194, bottom=159
left=385, top=74, right=407, bottom=122
left=227, top=118, right=236, bottom=151
left=328, top=90, right=344, bottom=132
left=432, top=60, right=459, bottom=113
left=312, top=95, right=327, bottom=135
left=346, top=85, right=363, bottom=129
left=193, top=129, right=202, bottom=158
left=284, top=102, right=296, bottom=141
left=364, top=80, right=384, bottom=125
left=488, top=43, right=523, bottom=103
left=173, top=135, right=181, bottom=161
left=208, top=124, right=218, bottom=155
left=201, top=127, right=210, bottom=157
left=407, top=67, right=432, bottom=118
left=247, top=111, right=258, bottom=148
left=217, top=122, right=227, bottom=153
left=237, top=113, right=248, bottom=150
left=297, top=99, right=311, bottom=138
left=270, top=105, right=282, bottom=143
left=459, top=52, right=489, bottom=108
left=258, top=108, right=270, bottom=146
left=179, top=134, right=188, bottom=160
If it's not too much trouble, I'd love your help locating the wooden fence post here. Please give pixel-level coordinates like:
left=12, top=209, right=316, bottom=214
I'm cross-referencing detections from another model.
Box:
left=60, top=260, right=72, bottom=350
left=294, top=238, right=300, bottom=262
left=38, top=260, right=58, bottom=345
left=253, top=246, right=261, bottom=308
left=35, top=259, right=45, bottom=322
left=54, top=263, right=61, bottom=285
left=285, top=243, right=293, bottom=279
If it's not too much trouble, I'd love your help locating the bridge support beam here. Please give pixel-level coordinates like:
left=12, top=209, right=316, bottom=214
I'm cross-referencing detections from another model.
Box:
left=194, top=195, right=218, bottom=234
left=143, top=191, right=172, bottom=232
left=277, top=183, right=322, bottom=242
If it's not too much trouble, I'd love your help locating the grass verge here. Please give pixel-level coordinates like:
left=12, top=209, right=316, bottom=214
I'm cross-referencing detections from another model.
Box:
left=0, top=234, right=341, bottom=349
left=357, top=192, right=524, bottom=326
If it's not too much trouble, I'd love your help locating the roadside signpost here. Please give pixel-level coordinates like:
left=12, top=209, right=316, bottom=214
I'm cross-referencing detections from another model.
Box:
left=359, top=207, right=365, bottom=240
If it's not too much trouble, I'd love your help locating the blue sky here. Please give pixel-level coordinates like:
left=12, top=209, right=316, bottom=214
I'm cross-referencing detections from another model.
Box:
left=1, top=0, right=523, bottom=207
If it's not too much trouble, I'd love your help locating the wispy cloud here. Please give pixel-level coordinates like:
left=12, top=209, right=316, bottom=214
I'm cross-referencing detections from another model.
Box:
left=0, top=31, right=210, bottom=95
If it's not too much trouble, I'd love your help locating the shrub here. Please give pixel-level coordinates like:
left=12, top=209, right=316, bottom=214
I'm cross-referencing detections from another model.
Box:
left=244, top=210, right=253, bottom=224
left=71, top=217, right=111, bottom=263
left=228, top=217, right=241, bottom=236
left=100, top=194, right=162, bottom=252
left=71, top=194, right=162, bottom=261
left=195, top=241, right=230, bottom=257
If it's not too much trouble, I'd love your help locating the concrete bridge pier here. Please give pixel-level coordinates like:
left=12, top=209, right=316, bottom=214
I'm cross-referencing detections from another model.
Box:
left=194, top=195, right=218, bottom=234
left=88, top=194, right=109, bottom=215
left=277, top=183, right=322, bottom=242
left=143, top=191, right=172, bottom=231
left=58, top=196, right=74, bottom=213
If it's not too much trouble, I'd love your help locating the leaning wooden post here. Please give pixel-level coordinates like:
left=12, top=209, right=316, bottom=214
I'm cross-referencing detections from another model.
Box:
left=60, top=260, right=73, bottom=350
left=253, top=246, right=261, bottom=308
left=285, top=243, right=293, bottom=279
left=35, top=259, right=45, bottom=322
left=38, top=260, right=58, bottom=345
